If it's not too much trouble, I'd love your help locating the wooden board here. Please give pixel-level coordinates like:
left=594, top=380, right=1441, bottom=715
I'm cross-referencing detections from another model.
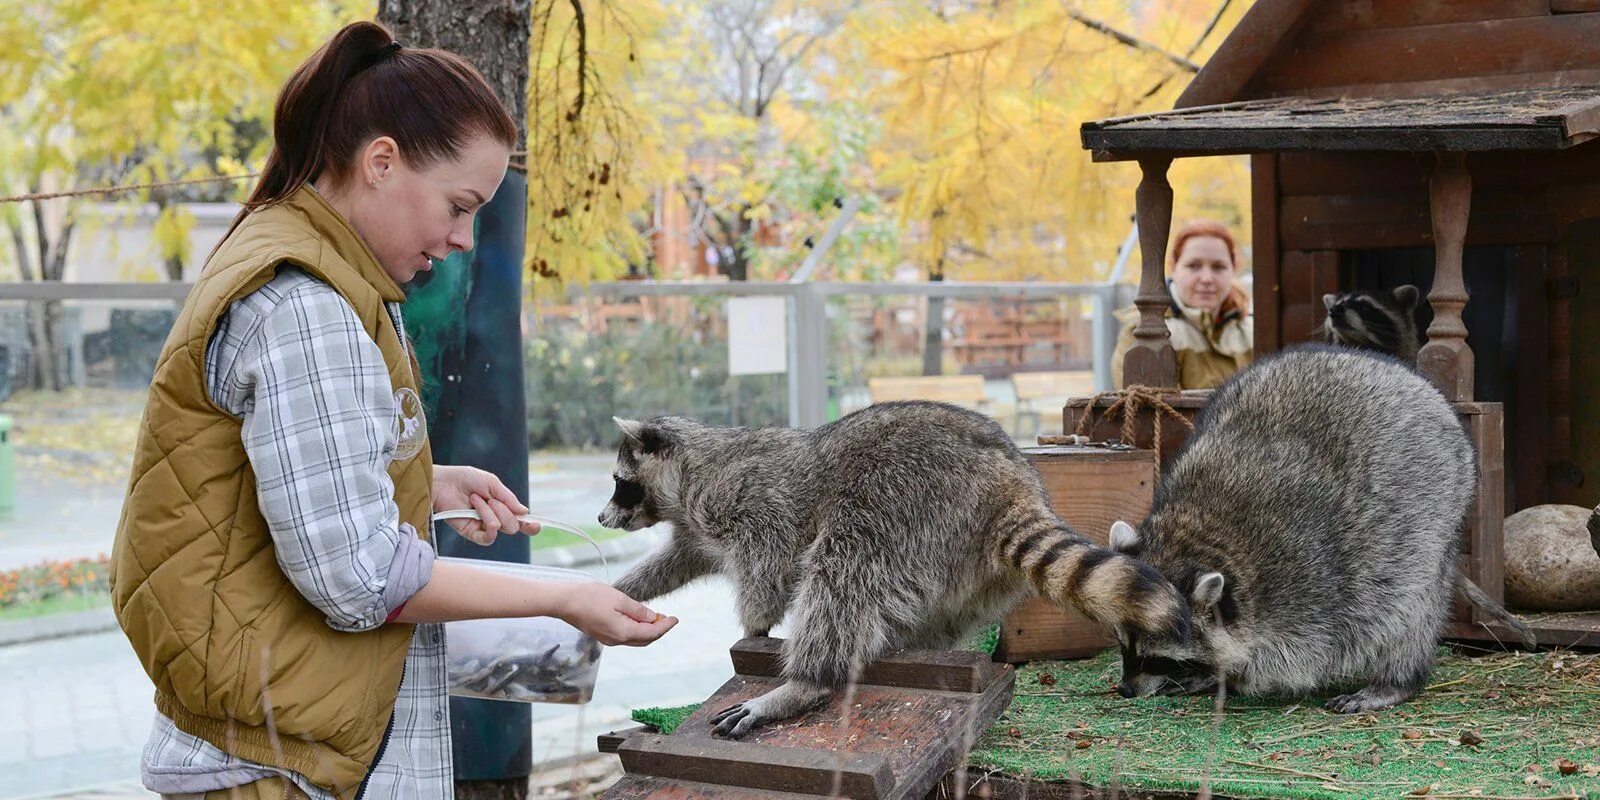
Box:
left=1302, top=0, right=1552, bottom=37
left=1252, top=152, right=1283, bottom=355
left=996, top=447, right=1156, bottom=663
left=1259, top=14, right=1600, bottom=95
left=603, top=637, right=1015, bottom=800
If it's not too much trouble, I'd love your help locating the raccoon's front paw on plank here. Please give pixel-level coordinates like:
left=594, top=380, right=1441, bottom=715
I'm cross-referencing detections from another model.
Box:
left=710, top=702, right=767, bottom=738
left=1325, top=686, right=1409, bottom=714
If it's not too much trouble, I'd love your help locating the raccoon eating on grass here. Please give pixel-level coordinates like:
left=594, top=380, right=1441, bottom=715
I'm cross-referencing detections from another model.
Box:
left=1321, top=285, right=1422, bottom=362
left=598, top=402, right=1188, bottom=737
left=1108, top=345, right=1534, bottom=713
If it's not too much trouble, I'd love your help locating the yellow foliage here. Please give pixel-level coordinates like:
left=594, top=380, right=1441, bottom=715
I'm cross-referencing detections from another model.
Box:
left=151, top=204, right=196, bottom=264
left=0, top=0, right=363, bottom=280
left=523, top=0, right=671, bottom=292
left=858, top=0, right=1253, bottom=282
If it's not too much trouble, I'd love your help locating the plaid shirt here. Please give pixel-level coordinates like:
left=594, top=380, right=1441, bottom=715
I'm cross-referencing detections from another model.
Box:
left=141, top=268, right=452, bottom=800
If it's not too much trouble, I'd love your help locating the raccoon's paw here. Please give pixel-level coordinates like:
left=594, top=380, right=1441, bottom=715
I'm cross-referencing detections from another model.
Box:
left=1325, top=685, right=1410, bottom=714
left=710, top=702, right=765, bottom=738
left=710, top=682, right=830, bottom=738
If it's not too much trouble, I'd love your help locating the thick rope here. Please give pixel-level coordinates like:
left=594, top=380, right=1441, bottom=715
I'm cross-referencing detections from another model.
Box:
left=1071, top=385, right=1194, bottom=476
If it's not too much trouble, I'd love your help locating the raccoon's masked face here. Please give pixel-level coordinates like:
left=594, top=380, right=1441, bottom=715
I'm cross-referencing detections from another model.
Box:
left=1320, top=285, right=1418, bottom=351
left=598, top=417, right=678, bottom=531
left=1108, top=520, right=1227, bottom=699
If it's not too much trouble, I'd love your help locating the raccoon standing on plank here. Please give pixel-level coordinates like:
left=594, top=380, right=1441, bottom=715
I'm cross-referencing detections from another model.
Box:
left=1108, top=345, right=1531, bottom=713
left=599, top=402, right=1188, bottom=737
left=1322, top=285, right=1422, bottom=362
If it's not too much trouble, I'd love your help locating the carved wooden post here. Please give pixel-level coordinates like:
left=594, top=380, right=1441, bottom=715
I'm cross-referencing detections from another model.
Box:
left=1419, top=151, right=1474, bottom=401
left=1125, top=157, right=1179, bottom=388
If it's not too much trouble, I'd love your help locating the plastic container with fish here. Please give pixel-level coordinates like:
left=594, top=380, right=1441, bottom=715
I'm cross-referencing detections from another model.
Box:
left=432, top=510, right=610, bottom=704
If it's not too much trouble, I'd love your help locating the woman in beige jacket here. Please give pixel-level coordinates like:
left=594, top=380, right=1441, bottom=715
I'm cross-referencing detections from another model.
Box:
left=1112, top=219, right=1253, bottom=390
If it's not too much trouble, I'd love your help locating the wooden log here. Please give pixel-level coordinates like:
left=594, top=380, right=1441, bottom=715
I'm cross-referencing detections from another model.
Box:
left=1303, top=0, right=1551, bottom=36
left=996, top=447, right=1157, bottom=662
left=1259, top=14, right=1600, bottom=94
left=728, top=637, right=1005, bottom=693
left=603, top=776, right=819, bottom=800
left=600, top=726, right=651, bottom=755
left=1125, top=158, right=1178, bottom=389
left=616, top=735, right=894, bottom=799
left=1251, top=153, right=1282, bottom=355
left=1418, top=152, right=1476, bottom=401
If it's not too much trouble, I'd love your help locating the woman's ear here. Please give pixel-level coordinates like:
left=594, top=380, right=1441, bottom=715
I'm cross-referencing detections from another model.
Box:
left=362, top=136, right=400, bottom=186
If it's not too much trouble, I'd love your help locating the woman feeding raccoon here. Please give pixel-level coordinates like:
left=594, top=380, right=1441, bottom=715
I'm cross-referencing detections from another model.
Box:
left=1107, top=345, right=1532, bottom=712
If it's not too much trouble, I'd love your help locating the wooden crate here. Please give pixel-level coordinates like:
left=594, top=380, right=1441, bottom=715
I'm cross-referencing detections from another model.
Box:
left=601, top=637, right=1014, bottom=800
left=1062, top=393, right=1208, bottom=465
left=995, top=445, right=1157, bottom=663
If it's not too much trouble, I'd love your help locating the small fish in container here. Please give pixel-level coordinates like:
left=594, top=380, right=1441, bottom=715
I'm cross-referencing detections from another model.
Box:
left=431, top=511, right=611, bottom=705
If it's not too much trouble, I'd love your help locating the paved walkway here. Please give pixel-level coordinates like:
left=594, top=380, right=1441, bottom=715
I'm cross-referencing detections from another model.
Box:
left=0, top=549, right=742, bottom=800
left=1, top=449, right=746, bottom=800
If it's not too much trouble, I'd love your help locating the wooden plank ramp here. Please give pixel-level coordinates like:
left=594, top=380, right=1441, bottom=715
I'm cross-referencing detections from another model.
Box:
left=599, top=637, right=1015, bottom=800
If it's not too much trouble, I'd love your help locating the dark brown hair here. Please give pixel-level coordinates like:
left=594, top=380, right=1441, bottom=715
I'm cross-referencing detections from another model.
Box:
left=224, top=20, right=518, bottom=240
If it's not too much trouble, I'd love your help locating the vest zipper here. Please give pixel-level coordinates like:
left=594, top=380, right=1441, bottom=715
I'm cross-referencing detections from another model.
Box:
left=353, top=659, right=403, bottom=800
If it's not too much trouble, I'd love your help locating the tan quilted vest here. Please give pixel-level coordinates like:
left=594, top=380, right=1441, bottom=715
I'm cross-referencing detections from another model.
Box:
left=110, top=185, right=434, bottom=799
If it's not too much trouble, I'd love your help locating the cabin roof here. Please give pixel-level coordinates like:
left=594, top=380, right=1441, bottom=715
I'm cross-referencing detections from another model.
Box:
left=1081, top=85, right=1600, bottom=162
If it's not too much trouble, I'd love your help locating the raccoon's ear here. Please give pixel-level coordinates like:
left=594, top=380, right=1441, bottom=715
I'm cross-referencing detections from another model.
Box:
left=1393, top=284, right=1420, bottom=311
left=1322, top=293, right=1337, bottom=312
left=638, top=425, right=670, bottom=455
left=614, top=417, right=645, bottom=443
left=1191, top=572, right=1225, bottom=610
left=1109, top=520, right=1140, bottom=552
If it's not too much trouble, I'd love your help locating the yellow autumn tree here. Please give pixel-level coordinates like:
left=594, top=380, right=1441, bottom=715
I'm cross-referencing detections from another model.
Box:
left=840, top=0, right=1252, bottom=282
left=0, top=0, right=363, bottom=387
left=523, top=0, right=672, bottom=291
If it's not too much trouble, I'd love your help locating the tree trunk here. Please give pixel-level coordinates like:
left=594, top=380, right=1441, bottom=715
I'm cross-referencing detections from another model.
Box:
left=24, top=301, right=61, bottom=392
left=376, top=4, right=531, bottom=800
left=376, top=0, right=528, bottom=141
left=922, top=265, right=945, bottom=376
left=18, top=198, right=76, bottom=392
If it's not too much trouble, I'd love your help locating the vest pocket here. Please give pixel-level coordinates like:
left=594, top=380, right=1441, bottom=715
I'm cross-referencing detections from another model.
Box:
left=226, top=585, right=293, bottom=723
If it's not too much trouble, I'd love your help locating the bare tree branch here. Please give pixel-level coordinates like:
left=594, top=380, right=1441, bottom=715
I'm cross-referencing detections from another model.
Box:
left=1066, top=9, right=1199, bottom=73
left=1141, top=0, right=1233, bottom=99
left=569, top=0, right=587, bottom=120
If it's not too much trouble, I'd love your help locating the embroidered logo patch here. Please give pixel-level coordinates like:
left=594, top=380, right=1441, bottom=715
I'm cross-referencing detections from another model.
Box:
left=392, top=386, right=427, bottom=461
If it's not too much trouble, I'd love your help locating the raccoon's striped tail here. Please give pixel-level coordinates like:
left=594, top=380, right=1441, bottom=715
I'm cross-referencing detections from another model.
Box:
left=1457, top=576, right=1537, bottom=648
left=997, top=512, right=1189, bottom=638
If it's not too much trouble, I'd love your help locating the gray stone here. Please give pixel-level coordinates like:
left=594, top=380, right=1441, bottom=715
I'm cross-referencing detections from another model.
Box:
left=1504, top=504, right=1600, bottom=611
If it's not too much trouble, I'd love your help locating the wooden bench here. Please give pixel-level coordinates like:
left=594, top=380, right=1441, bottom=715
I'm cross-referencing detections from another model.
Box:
left=866, top=375, right=989, bottom=412
left=1010, top=370, right=1095, bottom=437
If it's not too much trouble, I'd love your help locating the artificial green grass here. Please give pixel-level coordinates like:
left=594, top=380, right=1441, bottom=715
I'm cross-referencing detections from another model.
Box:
left=632, top=648, right=1600, bottom=799
left=527, top=523, right=627, bottom=553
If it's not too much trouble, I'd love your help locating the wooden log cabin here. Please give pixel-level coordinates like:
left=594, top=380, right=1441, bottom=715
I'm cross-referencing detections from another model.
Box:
left=1074, top=0, right=1600, bottom=647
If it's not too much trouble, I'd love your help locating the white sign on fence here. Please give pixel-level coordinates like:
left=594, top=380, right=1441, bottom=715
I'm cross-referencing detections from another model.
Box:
left=726, top=296, right=788, bottom=376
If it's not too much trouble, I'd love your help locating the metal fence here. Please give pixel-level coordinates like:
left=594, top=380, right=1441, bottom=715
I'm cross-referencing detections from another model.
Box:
left=0, top=279, right=1132, bottom=430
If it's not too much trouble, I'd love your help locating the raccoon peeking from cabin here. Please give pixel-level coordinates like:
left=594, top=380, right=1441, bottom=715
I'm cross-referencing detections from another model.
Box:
left=598, top=402, right=1188, bottom=738
left=1107, top=345, right=1532, bottom=713
left=1321, top=284, right=1422, bottom=362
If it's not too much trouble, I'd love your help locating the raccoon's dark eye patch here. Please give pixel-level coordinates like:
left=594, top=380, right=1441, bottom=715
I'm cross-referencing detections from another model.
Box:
left=612, top=477, right=645, bottom=508
left=1135, top=655, right=1196, bottom=676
